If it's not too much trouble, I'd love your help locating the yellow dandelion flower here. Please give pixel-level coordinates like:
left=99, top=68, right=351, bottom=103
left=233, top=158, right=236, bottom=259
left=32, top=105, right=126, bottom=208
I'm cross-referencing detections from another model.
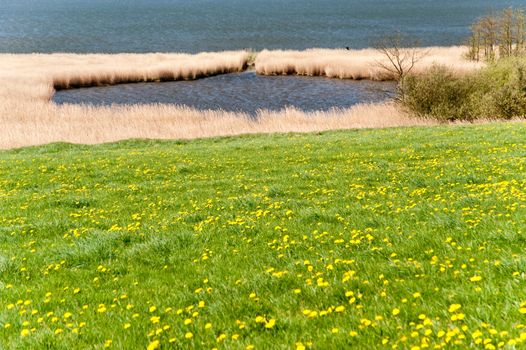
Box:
left=147, top=340, right=160, bottom=350
left=448, top=304, right=462, bottom=313
left=265, top=319, right=276, bottom=329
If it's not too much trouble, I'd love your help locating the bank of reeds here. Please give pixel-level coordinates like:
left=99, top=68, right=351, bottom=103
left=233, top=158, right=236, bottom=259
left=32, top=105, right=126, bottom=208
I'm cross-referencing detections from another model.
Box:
left=255, top=47, right=484, bottom=80
left=1, top=101, right=432, bottom=149
left=0, top=48, right=480, bottom=149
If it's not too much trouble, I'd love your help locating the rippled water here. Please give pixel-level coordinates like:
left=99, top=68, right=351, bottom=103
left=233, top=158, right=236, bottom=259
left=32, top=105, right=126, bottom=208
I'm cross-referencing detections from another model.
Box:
left=11, top=0, right=520, bottom=112
left=53, top=72, right=396, bottom=114
left=1, top=0, right=524, bottom=53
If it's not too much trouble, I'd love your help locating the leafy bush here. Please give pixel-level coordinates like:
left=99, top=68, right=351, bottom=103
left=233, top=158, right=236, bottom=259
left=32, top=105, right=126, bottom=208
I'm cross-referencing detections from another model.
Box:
left=402, top=58, right=526, bottom=121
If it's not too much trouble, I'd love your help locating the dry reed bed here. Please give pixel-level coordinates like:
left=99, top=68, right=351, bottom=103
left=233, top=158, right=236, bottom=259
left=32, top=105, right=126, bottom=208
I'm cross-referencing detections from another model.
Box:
left=0, top=102, right=433, bottom=149
left=0, top=48, right=478, bottom=149
left=255, top=47, right=485, bottom=80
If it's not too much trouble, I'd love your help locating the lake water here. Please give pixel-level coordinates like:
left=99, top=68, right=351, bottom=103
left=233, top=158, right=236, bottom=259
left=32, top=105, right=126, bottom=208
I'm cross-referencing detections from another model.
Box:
left=6, top=0, right=522, bottom=111
left=1, top=0, right=524, bottom=53
left=53, top=72, right=396, bottom=114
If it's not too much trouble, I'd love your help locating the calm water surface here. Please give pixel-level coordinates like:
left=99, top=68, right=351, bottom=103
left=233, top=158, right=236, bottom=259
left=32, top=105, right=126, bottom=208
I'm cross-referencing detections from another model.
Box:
left=53, top=72, right=396, bottom=114
left=7, top=0, right=521, bottom=110
left=1, top=0, right=524, bottom=53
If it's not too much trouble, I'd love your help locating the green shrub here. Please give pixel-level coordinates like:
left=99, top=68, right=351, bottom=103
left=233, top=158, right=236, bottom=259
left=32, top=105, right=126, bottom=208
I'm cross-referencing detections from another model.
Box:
left=402, top=58, right=526, bottom=121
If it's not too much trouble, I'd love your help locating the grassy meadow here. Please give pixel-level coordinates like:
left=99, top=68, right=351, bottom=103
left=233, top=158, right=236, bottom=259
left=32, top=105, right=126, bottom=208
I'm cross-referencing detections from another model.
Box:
left=1, top=123, right=526, bottom=349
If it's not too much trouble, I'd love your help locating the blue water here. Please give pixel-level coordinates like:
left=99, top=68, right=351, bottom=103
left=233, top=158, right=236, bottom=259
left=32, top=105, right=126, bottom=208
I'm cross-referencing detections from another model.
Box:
left=1, top=0, right=524, bottom=53
left=53, top=71, right=396, bottom=114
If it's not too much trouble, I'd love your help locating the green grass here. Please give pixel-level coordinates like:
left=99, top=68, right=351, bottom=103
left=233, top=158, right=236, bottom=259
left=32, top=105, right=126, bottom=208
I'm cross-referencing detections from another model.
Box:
left=2, top=123, right=526, bottom=349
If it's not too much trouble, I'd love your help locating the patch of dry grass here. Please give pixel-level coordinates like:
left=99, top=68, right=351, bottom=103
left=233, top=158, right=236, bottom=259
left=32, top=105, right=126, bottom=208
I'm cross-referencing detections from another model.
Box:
left=0, top=101, right=431, bottom=149
left=0, top=49, right=482, bottom=149
left=255, top=47, right=485, bottom=79
left=1, top=51, right=250, bottom=102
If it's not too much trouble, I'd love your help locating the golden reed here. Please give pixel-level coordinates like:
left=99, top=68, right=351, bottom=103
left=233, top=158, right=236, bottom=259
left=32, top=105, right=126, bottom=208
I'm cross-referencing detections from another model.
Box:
left=255, top=47, right=484, bottom=79
left=0, top=48, right=482, bottom=149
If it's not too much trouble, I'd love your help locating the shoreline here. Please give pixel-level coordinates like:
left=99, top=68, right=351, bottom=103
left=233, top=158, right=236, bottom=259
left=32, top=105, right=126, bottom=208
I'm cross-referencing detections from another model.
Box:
left=0, top=47, right=483, bottom=149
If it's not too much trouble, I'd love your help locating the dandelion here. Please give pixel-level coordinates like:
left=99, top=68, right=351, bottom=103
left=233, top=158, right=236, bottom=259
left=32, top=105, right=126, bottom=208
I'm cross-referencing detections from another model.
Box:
left=448, top=304, right=462, bottom=313
left=451, top=313, right=465, bottom=321
left=147, top=340, right=160, bottom=350
left=265, top=319, right=276, bottom=329
left=296, top=342, right=306, bottom=350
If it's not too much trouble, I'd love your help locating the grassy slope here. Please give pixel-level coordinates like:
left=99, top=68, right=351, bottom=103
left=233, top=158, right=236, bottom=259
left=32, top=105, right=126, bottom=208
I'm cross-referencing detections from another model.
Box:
left=1, top=123, right=526, bottom=350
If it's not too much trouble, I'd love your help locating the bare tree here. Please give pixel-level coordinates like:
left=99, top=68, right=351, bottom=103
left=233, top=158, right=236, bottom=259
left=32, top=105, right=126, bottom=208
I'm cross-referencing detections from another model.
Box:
left=500, top=8, right=514, bottom=57
left=467, top=7, right=526, bottom=61
left=375, top=33, right=428, bottom=101
left=468, top=22, right=482, bottom=61
left=515, top=9, right=526, bottom=55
